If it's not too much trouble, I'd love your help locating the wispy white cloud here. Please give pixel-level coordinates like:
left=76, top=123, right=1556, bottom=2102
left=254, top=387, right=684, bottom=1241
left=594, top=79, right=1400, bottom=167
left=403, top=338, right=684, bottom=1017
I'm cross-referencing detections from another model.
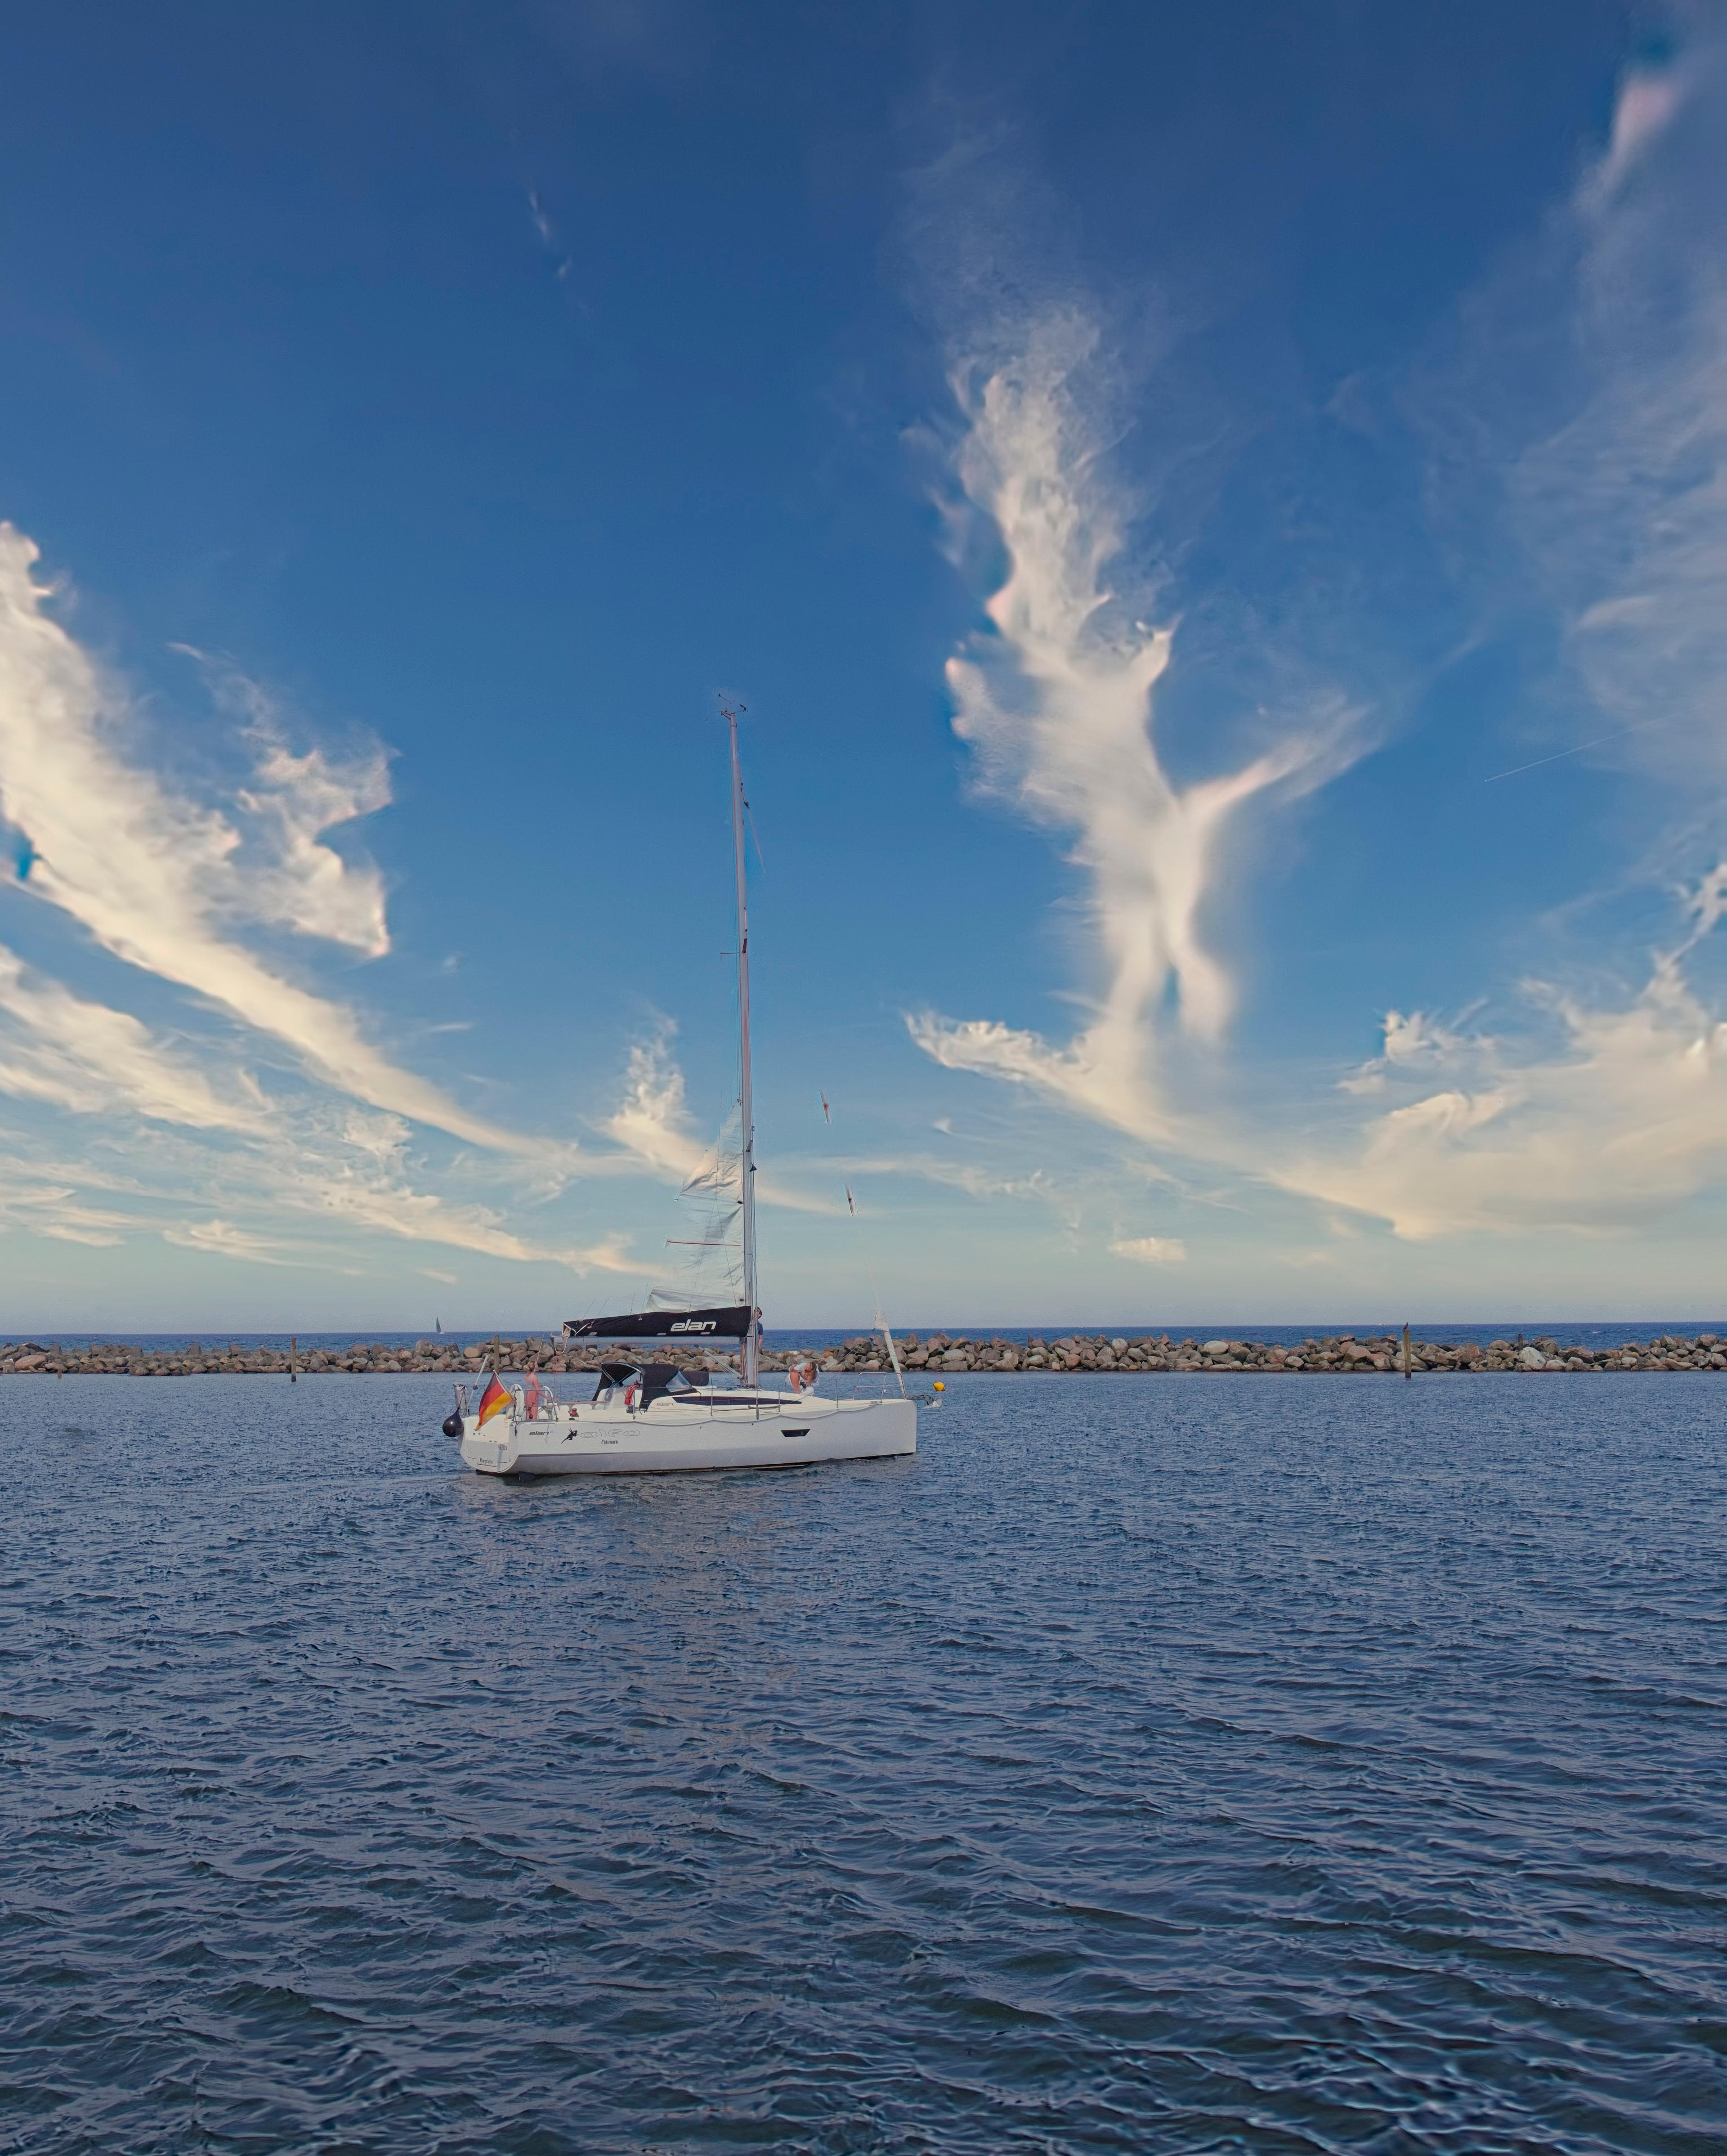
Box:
left=1335, top=1007, right=1480, bottom=1097
left=161, top=1217, right=308, bottom=1266
left=1285, top=865, right=1727, bottom=1237
left=1582, top=63, right=1687, bottom=208
left=597, top=1022, right=841, bottom=1212
left=601, top=1026, right=705, bottom=1181
left=0, top=1091, right=644, bottom=1275
left=0, top=943, right=267, bottom=1131
left=1495, top=41, right=1727, bottom=792
left=0, top=1174, right=132, bottom=1247
left=1278, top=34, right=1727, bottom=1243
left=912, top=311, right=1363, bottom=1139
left=1110, top=1234, right=1186, bottom=1264
left=0, top=528, right=709, bottom=1279
left=909, top=37, right=1727, bottom=1268
left=525, top=187, right=574, bottom=282
left=0, top=529, right=831, bottom=1285
left=0, top=529, right=536, bottom=1153
left=0, top=1044, right=543, bottom=1274
left=176, top=645, right=394, bottom=955
left=291, top=1105, right=636, bottom=1271
left=237, top=734, right=394, bottom=956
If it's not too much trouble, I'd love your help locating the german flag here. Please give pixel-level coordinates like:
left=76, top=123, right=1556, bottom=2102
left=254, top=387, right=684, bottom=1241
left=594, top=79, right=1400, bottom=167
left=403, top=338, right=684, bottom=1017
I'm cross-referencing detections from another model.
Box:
left=476, top=1372, right=512, bottom=1429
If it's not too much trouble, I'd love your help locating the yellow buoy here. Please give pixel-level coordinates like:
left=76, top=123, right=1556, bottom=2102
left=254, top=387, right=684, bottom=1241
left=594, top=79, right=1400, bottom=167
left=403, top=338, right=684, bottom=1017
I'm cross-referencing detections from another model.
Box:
left=932, top=1380, right=945, bottom=1391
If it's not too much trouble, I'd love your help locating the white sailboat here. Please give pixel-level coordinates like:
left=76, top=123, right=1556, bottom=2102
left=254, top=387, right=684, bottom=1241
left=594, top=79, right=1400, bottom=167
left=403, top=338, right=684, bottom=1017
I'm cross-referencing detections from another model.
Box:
left=450, top=707, right=917, bottom=1477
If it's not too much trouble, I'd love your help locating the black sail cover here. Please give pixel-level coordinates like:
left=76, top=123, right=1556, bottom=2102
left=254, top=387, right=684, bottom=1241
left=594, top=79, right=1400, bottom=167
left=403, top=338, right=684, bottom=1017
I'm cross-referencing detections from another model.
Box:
left=562, top=1304, right=755, bottom=1341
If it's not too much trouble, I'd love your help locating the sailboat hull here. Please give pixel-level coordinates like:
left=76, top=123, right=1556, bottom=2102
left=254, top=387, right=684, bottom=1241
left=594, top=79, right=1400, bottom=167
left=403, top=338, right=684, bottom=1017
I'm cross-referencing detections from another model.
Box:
left=458, top=1394, right=916, bottom=1476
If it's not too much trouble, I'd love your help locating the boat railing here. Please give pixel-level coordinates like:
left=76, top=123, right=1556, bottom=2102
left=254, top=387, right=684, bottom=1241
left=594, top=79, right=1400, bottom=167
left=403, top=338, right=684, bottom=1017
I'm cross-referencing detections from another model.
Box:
left=452, top=1368, right=930, bottom=1423
left=761, top=1371, right=929, bottom=1405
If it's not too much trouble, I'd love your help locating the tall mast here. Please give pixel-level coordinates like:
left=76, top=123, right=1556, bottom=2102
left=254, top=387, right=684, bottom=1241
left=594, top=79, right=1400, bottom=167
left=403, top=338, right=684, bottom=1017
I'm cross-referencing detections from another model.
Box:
left=724, top=705, right=759, bottom=1386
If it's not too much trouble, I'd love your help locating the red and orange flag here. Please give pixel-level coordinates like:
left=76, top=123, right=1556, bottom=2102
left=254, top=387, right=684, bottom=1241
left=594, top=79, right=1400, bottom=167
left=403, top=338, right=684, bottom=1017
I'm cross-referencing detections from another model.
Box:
left=476, top=1372, right=512, bottom=1429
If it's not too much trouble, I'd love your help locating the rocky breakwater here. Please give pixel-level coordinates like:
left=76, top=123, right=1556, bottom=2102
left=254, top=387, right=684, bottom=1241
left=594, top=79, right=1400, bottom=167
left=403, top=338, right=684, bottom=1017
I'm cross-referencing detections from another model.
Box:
left=777, top=1331, right=1727, bottom=1374
left=6, top=1331, right=1726, bottom=1376
left=0, top=1338, right=737, bottom=1378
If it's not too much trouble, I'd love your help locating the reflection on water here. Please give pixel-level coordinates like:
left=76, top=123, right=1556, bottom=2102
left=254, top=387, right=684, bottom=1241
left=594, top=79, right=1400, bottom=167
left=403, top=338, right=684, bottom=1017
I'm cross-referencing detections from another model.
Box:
left=2, top=1372, right=1723, bottom=2153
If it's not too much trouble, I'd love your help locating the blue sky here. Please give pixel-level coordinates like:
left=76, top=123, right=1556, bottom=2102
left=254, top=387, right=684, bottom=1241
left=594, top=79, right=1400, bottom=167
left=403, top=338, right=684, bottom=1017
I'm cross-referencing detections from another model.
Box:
left=1, top=0, right=1724, bottom=1329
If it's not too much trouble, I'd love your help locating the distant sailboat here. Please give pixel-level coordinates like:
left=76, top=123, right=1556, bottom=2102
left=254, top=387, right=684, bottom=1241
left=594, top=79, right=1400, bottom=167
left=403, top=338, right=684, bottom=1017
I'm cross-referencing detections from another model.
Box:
left=447, top=706, right=917, bottom=1476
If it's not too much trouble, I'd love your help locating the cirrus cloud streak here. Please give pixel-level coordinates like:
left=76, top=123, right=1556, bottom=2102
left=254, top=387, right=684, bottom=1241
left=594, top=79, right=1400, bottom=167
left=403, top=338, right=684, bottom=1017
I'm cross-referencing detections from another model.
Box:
left=0, top=526, right=537, bottom=1154
left=913, top=311, right=1363, bottom=1142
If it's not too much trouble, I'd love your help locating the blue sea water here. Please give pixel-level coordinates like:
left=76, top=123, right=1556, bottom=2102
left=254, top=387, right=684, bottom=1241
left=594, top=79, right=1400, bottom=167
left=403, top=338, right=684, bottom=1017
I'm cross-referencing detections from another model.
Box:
left=1, top=1372, right=1723, bottom=2153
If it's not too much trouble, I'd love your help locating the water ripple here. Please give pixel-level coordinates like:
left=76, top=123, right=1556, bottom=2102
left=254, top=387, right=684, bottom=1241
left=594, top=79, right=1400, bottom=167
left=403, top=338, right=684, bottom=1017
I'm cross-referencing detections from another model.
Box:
left=1, top=1373, right=1724, bottom=2151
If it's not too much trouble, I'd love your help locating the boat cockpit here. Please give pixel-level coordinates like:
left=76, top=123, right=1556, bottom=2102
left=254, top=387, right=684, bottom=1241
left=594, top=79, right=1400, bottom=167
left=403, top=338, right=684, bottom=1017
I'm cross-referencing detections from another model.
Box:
left=583, top=1358, right=818, bottom=1416
left=590, top=1359, right=694, bottom=1410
